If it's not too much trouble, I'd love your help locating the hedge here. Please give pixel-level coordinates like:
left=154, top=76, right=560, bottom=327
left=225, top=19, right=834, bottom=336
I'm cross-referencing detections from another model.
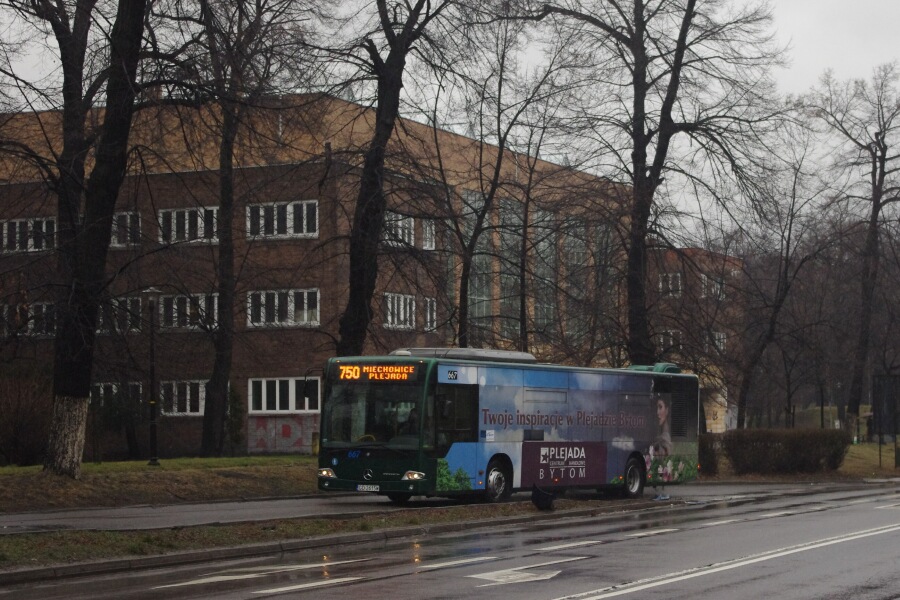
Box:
left=721, top=429, right=852, bottom=475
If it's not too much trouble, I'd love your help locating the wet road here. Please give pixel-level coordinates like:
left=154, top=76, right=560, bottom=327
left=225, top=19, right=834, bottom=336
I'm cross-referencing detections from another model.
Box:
left=4, top=484, right=899, bottom=599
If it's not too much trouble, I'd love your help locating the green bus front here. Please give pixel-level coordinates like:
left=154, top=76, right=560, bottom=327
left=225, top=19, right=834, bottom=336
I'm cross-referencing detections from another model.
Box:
left=317, top=357, right=437, bottom=502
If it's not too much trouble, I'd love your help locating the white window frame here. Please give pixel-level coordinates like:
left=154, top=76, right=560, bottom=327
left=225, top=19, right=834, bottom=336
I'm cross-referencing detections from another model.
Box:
left=1, top=217, right=56, bottom=253
left=384, top=212, right=415, bottom=247
left=701, top=274, right=726, bottom=300
left=91, top=382, right=143, bottom=406
left=158, top=207, right=219, bottom=243
left=248, top=376, right=321, bottom=414
left=160, top=380, right=206, bottom=415
left=27, top=302, right=55, bottom=336
left=97, top=296, right=142, bottom=334
left=658, top=272, right=682, bottom=297
left=425, top=297, right=437, bottom=332
left=422, top=219, right=436, bottom=250
left=657, top=329, right=682, bottom=353
left=246, top=289, right=320, bottom=327
left=160, top=293, right=219, bottom=330
left=384, top=292, right=415, bottom=330
left=246, top=200, right=318, bottom=239
left=711, top=331, right=727, bottom=353
left=110, top=211, right=141, bottom=248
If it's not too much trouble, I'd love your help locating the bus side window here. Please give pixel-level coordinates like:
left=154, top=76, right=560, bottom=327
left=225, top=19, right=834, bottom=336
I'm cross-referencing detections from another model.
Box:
left=435, top=384, right=478, bottom=454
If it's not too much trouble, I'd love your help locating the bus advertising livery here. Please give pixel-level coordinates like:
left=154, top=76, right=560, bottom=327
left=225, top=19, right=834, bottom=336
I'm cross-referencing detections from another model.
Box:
left=317, top=348, right=699, bottom=503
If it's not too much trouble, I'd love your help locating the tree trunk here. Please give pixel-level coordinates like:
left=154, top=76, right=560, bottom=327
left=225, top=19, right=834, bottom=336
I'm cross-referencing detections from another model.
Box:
left=44, top=0, right=148, bottom=477
left=336, top=59, right=405, bottom=356
left=202, top=108, right=238, bottom=456
left=44, top=396, right=90, bottom=478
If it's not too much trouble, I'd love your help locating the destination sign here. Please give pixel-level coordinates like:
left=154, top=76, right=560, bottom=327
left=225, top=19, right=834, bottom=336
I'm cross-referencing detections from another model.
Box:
left=337, top=364, right=418, bottom=382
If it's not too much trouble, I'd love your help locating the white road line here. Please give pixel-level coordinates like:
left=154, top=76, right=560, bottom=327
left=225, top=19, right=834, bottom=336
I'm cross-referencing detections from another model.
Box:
left=875, top=503, right=900, bottom=509
left=539, top=541, right=603, bottom=551
left=625, top=529, right=678, bottom=538
left=153, top=560, right=369, bottom=589
left=700, top=519, right=739, bottom=527
left=419, top=556, right=498, bottom=570
left=469, top=557, right=588, bottom=587
left=252, top=577, right=361, bottom=594
left=552, top=523, right=900, bottom=600
left=757, top=511, right=793, bottom=518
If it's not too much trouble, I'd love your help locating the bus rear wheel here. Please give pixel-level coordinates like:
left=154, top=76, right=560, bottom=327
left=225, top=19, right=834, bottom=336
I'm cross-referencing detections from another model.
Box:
left=622, top=457, right=645, bottom=499
left=484, top=459, right=512, bottom=503
left=387, top=493, right=412, bottom=504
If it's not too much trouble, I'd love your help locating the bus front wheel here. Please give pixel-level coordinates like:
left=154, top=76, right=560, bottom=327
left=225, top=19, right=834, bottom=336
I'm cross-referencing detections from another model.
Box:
left=484, top=459, right=512, bottom=503
left=622, top=457, right=645, bottom=499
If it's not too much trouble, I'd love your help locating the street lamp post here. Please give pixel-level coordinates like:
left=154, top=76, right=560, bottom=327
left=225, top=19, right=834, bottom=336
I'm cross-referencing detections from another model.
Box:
left=144, top=287, right=161, bottom=466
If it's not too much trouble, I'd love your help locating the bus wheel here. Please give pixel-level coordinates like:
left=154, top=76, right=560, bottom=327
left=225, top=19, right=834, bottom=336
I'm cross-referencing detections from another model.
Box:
left=484, top=459, right=512, bottom=503
left=622, top=457, right=645, bottom=499
left=387, top=493, right=412, bottom=504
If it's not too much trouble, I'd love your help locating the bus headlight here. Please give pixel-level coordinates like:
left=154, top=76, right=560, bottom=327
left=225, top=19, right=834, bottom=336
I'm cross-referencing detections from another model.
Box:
left=318, top=468, right=336, bottom=478
left=401, top=471, right=425, bottom=481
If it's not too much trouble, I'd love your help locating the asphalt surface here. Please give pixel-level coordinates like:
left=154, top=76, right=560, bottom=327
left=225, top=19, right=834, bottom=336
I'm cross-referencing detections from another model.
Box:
left=1, top=479, right=898, bottom=587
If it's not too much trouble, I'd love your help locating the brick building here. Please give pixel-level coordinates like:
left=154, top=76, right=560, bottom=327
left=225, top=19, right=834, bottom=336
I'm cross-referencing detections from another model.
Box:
left=0, top=95, right=628, bottom=460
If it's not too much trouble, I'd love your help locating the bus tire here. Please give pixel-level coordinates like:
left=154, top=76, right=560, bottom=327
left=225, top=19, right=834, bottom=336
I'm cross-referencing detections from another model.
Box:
left=622, top=457, right=645, bottom=499
left=387, top=493, right=412, bottom=504
left=484, top=459, right=512, bottom=503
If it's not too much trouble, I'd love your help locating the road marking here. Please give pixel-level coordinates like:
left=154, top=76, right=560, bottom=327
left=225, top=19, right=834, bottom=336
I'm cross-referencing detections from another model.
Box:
left=757, top=511, right=793, bottom=518
left=419, top=556, right=498, bottom=570
left=153, top=560, right=368, bottom=589
left=252, top=577, right=361, bottom=594
left=469, top=556, right=587, bottom=586
left=539, top=541, right=602, bottom=551
left=700, top=519, right=739, bottom=527
left=625, top=528, right=678, bottom=538
left=551, top=523, right=900, bottom=600
left=875, top=503, right=900, bottom=509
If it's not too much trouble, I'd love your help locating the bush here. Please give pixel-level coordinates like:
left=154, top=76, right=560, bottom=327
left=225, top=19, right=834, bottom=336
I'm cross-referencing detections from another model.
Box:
left=722, top=429, right=852, bottom=475
left=698, top=433, right=720, bottom=476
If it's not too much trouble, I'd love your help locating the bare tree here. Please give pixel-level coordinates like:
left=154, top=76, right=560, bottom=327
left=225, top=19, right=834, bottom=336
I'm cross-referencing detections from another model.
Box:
left=150, top=0, right=321, bottom=455
left=516, top=0, right=783, bottom=366
left=333, top=0, right=456, bottom=356
left=0, top=0, right=149, bottom=477
left=806, top=64, right=900, bottom=428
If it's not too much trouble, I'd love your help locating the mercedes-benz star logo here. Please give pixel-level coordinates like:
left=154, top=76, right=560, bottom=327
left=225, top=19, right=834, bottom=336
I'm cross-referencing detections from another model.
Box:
left=363, top=469, right=374, bottom=481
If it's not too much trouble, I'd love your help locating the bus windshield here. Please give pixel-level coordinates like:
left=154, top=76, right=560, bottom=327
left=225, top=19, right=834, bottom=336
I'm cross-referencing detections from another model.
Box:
left=321, top=379, right=429, bottom=449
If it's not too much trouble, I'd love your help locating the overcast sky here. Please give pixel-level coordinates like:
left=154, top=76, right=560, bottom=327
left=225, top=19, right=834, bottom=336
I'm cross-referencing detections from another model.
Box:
left=772, top=0, right=900, bottom=95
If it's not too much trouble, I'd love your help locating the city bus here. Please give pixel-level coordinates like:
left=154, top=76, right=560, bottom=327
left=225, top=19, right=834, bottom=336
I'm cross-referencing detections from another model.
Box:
left=317, top=348, right=699, bottom=503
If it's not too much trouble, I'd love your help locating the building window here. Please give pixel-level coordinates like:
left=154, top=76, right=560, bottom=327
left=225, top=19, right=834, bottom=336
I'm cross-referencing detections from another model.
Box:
left=248, top=377, right=320, bottom=413
left=657, top=329, right=682, bottom=353
left=710, top=331, right=727, bottom=353
left=384, top=212, right=414, bottom=247
left=98, top=296, right=142, bottom=334
left=110, top=212, right=141, bottom=247
left=425, top=297, right=437, bottom=332
left=247, top=200, right=318, bottom=239
left=28, top=303, right=55, bottom=336
left=422, top=219, right=436, bottom=250
left=701, top=274, right=726, bottom=300
left=160, top=294, right=218, bottom=330
left=247, top=289, right=319, bottom=327
left=91, top=382, right=142, bottom=407
left=158, top=207, right=218, bottom=243
left=384, top=293, right=415, bottom=330
left=160, top=380, right=205, bottom=415
left=659, top=272, right=682, bottom=297
left=2, top=217, right=56, bottom=253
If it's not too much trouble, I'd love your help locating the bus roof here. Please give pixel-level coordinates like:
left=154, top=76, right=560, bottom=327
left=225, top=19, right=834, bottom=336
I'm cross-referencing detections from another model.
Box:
left=389, top=348, right=538, bottom=363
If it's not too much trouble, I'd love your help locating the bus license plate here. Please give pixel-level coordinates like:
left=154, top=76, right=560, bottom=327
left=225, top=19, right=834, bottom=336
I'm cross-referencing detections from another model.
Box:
left=357, top=484, right=379, bottom=492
